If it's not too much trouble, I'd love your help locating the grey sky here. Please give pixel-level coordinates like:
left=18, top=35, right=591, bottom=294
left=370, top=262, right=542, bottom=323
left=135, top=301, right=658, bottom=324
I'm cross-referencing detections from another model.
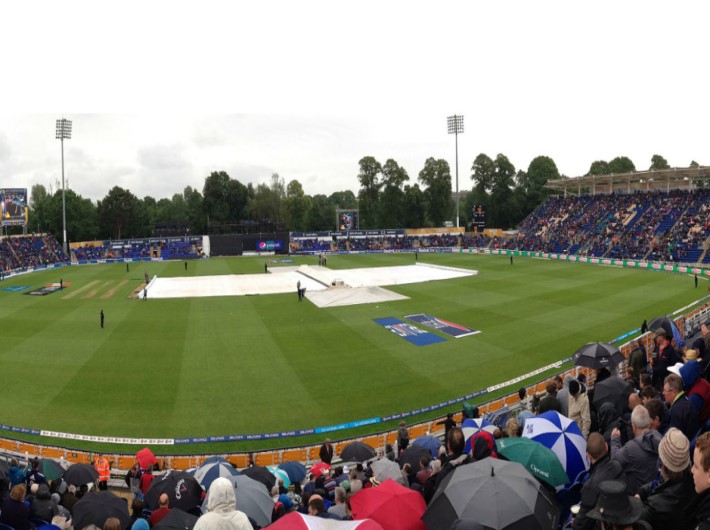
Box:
left=1, top=1, right=708, bottom=203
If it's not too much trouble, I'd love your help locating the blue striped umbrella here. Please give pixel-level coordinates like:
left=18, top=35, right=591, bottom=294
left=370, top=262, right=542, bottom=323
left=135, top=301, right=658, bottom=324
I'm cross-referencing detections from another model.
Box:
left=192, top=461, right=239, bottom=490
left=412, top=435, right=443, bottom=458
left=278, top=461, right=307, bottom=483
left=461, top=418, right=497, bottom=453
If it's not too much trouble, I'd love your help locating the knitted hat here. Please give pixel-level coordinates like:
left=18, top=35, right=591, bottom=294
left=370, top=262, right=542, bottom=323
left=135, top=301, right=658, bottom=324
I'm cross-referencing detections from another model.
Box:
left=658, top=427, right=690, bottom=472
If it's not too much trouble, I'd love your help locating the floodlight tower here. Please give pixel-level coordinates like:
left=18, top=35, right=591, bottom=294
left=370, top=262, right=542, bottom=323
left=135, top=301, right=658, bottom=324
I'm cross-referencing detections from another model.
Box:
left=447, top=115, right=464, bottom=228
left=55, top=118, right=72, bottom=256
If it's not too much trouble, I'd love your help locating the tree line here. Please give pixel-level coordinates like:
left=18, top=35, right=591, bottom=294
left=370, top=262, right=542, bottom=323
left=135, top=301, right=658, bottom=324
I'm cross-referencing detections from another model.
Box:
left=13, top=153, right=697, bottom=242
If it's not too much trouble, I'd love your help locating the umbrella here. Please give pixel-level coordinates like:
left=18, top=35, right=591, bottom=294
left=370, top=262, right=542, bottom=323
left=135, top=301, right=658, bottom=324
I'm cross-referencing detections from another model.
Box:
left=592, top=376, right=634, bottom=417
left=411, top=435, right=443, bottom=459
left=422, top=457, right=560, bottom=530
left=267, top=512, right=385, bottom=530
left=522, top=411, right=589, bottom=483
left=351, top=478, right=427, bottom=530
left=63, top=463, right=99, bottom=486
left=495, top=437, right=569, bottom=488
left=153, top=508, right=198, bottom=530
left=203, top=475, right=274, bottom=529
left=278, top=461, right=307, bottom=483
left=573, top=342, right=625, bottom=370
left=193, top=460, right=239, bottom=491
left=309, top=462, right=331, bottom=478
left=340, top=441, right=376, bottom=463
left=241, top=466, right=276, bottom=492
left=72, top=491, right=131, bottom=530
left=268, top=466, right=292, bottom=489
left=399, top=445, right=431, bottom=473
left=461, top=418, right=497, bottom=453
left=649, top=316, right=685, bottom=347
left=0, top=459, right=9, bottom=477
left=201, top=456, right=229, bottom=466
left=144, top=470, right=203, bottom=512
left=371, top=458, right=403, bottom=484
left=136, top=447, right=157, bottom=470
left=39, top=458, right=65, bottom=482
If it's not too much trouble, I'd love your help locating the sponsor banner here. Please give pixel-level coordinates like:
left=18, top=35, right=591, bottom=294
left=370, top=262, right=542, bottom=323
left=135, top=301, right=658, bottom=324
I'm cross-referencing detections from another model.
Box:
left=374, top=317, right=447, bottom=346
left=257, top=240, right=283, bottom=251
left=405, top=314, right=480, bottom=338
left=39, top=430, right=173, bottom=445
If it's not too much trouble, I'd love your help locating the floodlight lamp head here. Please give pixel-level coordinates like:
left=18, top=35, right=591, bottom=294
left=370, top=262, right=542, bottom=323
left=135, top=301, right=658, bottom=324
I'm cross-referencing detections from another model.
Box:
left=55, top=118, right=72, bottom=139
left=447, top=115, right=464, bottom=134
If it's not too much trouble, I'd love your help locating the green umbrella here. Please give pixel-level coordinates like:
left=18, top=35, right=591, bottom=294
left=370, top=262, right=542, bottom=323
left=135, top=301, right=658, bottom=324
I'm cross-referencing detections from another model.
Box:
left=39, top=458, right=66, bottom=482
left=495, top=437, right=568, bottom=488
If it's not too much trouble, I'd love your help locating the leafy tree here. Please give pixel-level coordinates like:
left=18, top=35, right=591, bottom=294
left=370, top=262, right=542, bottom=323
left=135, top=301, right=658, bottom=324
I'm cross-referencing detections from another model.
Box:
left=380, top=159, right=409, bottom=228
left=520, top=156, right=560, bottom=213
left=328, top=190, right=357, bottom=209
left=690, top=160, right=700, bottom=168
left=306, top=194, right=334, bottom=231
left=650, top=154, right=670, bottom=170
left=608, top=156, right=636, bottom=173
left=587, top=160, right=610, bottom=175
left=28, top=184, right=51, bottom=233
left=357, top=156, right=382, bottom=228
left=402, top=183, right=425, bottom=228
left=471, top=153, right=496, bottom=195
left=183, top=186, right=205, bottom=234
left=202, top=171, right=232, bottom=226
left=97, top=186, right=140, bottom=239
left=284, top=179, right=310, bottom=231
left=418, top=157, right=452, bottom=226
left=489, top=154, right=516, bottom=229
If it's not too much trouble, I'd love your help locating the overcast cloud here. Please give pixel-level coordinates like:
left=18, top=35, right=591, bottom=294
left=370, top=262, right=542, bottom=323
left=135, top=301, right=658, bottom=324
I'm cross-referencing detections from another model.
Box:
left=0, top=1, right=708, bottom=203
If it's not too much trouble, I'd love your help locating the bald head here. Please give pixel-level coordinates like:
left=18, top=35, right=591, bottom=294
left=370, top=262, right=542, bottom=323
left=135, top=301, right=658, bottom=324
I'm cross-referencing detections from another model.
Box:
left=159, top=493, right=169, bottom=507
left=629, top=393, right=641, bottom=412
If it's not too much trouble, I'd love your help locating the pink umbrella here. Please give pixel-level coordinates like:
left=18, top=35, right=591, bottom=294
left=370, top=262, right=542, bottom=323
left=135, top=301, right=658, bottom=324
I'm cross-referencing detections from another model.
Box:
left=267, top=512, right=384, bottom=530
left=351, top=478, right=427, bottom=530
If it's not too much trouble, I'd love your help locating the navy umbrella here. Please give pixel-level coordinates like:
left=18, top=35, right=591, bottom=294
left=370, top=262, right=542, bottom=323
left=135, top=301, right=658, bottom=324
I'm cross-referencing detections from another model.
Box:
left=340, top=441, right=376, bottom=463
left=73, top=491, right=131, bottom=530
left=573, top=342, right=624, bottom=370
left=278, top=461, right=307, bottom=483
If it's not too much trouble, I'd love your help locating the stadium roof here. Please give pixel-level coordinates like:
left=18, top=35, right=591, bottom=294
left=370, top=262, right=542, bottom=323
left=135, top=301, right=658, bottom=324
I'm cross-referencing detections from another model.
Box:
left=545, top=166, right=710, bottom=195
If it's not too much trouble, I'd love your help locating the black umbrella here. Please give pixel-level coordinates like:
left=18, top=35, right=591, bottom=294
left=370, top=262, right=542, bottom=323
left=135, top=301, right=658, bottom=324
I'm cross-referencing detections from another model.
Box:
left=422, top=457, right=560, bottom=530
left=399, top=444, right=431, bottom=473
left=592, top=376, right=634, bottom=417
left=573, top=342, right=624, bottom=370
left=73, top=491, right=131, bottom=530
left=339, top=441, right=376, bottom=463
left=649, top=316, right=675, bottom=338
left=63, top=463, right=99, bottom=486
left=144, top=471, right=203, bottom=512
left=240, top=466, right=275, bottom=493
left=153, top=508, right=198, bottom=530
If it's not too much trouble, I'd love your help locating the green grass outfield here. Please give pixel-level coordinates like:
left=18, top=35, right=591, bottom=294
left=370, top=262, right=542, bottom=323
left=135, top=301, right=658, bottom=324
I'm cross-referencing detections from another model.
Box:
left=0, top=252, right=703, bottom=453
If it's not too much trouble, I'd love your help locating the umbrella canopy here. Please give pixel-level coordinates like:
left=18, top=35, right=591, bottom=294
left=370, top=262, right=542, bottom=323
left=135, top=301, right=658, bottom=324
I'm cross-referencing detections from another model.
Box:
left=340, top=441, right=376, bottom=463
left=63, top=463, right=99, bottom=486
left=351, top=478, right=427, bottom=530
left=241, top=466, right=276, bottom=492
left=461, top=418, right=498, bottom=453
left=411, top=435, right=443, bottom=459
left=522, top=411, right=589, bottom=483
left=202, top=475, right=274, bottom=529
left=278, top=461, right=307, bottom=483
left=422, top=458, right=560, bottom=530
left=144, top=471, right=203, bottom=512
left=39, top=458, right=65, bottom=482
left=309, top=462, right=331, bottom=478
left=495, top=437, right=569, bottom=488
left=399, top=445, right=431, bottom=473
left=0, top=459, right=9, bottom=477
left=193, top=461, right=239, bottom=491
left=649, top=316, right=685, bottom=347
left=268, top=466, right=292, bottom=489
left=267, top=512, right=385, bottom=530
left=573, top=342, right=625, bottom=370
left=136, top=447, right=157, bottom=470
left=592, top=376, right=634, bottom=417
left=153, top=508, right=199, bottom=530
left=73, top=491, right=131, bottom=530
left=371, top=458, right=403, bottom=484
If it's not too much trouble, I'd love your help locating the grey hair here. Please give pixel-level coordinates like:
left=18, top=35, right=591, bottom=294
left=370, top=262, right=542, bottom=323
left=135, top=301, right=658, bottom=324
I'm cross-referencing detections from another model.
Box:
left=631, top=404, right=651, bottom=430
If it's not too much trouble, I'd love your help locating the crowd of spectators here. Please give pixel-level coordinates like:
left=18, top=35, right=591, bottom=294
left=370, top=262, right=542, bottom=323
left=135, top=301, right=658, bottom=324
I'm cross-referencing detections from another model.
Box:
left=0, top=234, right=66, bottom=274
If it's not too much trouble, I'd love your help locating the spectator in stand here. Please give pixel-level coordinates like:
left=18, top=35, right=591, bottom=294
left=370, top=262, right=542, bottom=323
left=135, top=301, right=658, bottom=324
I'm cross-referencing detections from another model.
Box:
left=1, top=484, right=33, bottom=530
left=573, top=433, right=628, bottom=530
left=424, top=427, right=470, bottom=503
left=568, top=380, right=591, bottom=439
left=679, top=359, right=710, bottom=424
left=8, top=458, right=28, bottom=487
left=30, top=483, right=59, bottom=522
left=436, top=413, right=457, bottom=440
left=139, top=465, right=155, bottom=495
left=637, top=428, right=695, bottom=529
left=193, top=477, right=253, bottom=530
left=397, top=421, right=410, bottom=453
left=149, top=493, right=171, bottom=526
left=664, top=373, right=700, bottom=441
left=538, top=380, right=562, bottom=414
left=319, top=438, right=334, bottom=465
left=609, top=405, right=661, bottom=495
left=557, top=374, right=574, bottom=417
left=652, top=329, right=681, bottom=391
left=328, top=487, right=347, bottom=518
left=690, top=432, right=710, bottom=529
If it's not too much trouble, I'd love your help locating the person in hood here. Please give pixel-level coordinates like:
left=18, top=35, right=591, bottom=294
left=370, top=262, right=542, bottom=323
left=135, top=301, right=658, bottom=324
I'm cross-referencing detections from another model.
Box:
left=679, top=359, right=710, bottom=424
left=193, top=477, right=252, bottom=530
left=30, top=483, right=59, bottom=522
left=7, top=458, right=28, bottom=487
left=609, top=404, right=662, bottom=495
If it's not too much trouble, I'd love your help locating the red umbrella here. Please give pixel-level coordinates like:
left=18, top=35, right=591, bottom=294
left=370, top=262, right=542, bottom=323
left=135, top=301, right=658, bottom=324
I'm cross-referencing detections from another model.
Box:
left=267, top=512, right=384, bottom=530
left=351, top=478, right=427, bottom=530
left=309, top=461, right=331, bottom=478
left=136, top=447, right=157, bottom=469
